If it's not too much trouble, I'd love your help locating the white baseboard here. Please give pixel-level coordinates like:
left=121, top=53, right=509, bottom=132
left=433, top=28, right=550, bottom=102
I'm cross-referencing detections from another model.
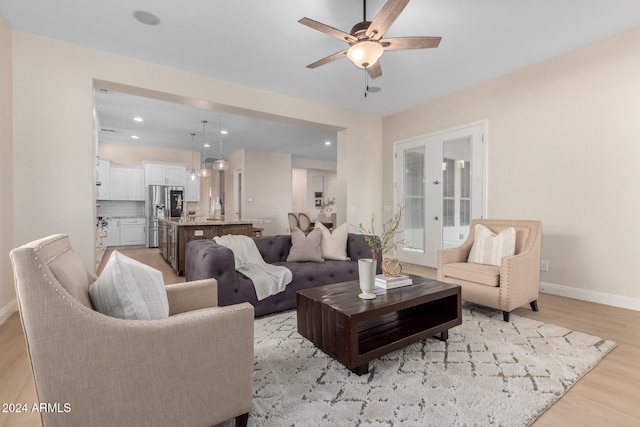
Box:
left=540, top=281, right=640, bottom=312
left=0, top=299, right=18, bottom=325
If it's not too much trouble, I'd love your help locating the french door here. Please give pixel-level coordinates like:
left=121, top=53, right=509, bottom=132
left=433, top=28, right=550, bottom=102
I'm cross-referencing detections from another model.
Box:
left=394, top=122, right=485, bottom=267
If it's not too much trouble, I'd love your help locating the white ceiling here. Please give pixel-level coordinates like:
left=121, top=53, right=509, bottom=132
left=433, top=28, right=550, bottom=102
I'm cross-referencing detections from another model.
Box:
left=94, top=88, right=340, bottom=163
left=2, top=0, right=640, bottom=161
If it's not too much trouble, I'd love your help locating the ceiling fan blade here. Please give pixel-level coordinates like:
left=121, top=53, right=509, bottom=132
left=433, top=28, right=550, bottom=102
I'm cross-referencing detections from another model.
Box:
left=306, top=49, right=349, bottom=69
left=366, top=0, right=410, bottom=41
left=298, top=17, right=357, bottom=43
left=380, top=36, right=442, bottom=50
left=366, top=61, right=383, bottom=79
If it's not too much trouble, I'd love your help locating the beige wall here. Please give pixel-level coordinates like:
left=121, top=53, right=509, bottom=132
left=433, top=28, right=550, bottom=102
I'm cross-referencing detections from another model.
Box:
left=383, top=28, right=640, bottom=302
left=11, top=33, right=382, bottom=276
left=222, top=148, right=293, bottom=235
left=242, top=150, right=292, bottom=235
left=0, top=12, right=15, bottom=320
left=291, top=168, right=307, bottom=217
left=224, top=149, right=245, bottom=222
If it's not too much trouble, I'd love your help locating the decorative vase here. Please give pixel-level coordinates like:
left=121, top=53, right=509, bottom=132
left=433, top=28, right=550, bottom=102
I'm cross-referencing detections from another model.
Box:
left=358, top=259, right=377, bottom=300
left=317, top=211, right=328, bottom=222
left=213, top=196, right=222, bottom=220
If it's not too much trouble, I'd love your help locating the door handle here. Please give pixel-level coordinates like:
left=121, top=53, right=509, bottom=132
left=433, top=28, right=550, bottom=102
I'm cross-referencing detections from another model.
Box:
left=434, top=216, right=439, bottom=221
left=433, top=180, right=440, bottom=185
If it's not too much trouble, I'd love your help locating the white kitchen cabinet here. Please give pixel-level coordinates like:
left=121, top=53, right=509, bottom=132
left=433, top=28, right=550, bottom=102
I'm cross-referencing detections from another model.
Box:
left=144, top=162, right=186, bottom=187
left=120, top=218, right=146, bottom=246
left=104, top=218, right=146, bottom=246
left=96, top=158, right=110, bottom=200
left=103, top=219, right=120, bottom=246
left=128, top=169, right=145, bottom=200
left=185, top=172, right=200, bottom=202
left=110, top=167, right=145, bottom=201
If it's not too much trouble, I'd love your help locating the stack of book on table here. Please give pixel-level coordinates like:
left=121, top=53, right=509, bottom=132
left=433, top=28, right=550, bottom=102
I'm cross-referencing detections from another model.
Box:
left=374, top=274, right=413, bottom=289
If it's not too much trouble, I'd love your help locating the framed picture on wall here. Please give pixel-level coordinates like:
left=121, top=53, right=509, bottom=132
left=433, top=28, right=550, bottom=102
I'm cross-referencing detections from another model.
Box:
left=315, top=199, right=322, bottom=208
left=315, top=191, right=323, bottom=198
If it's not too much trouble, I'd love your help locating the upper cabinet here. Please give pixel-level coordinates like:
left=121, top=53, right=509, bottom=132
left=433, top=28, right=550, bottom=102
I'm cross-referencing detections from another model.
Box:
left=110, top=167, right=145, bottom=201
left=144, top=162, right=187, bottom=187
left=96, top=158, right=110, bottom=200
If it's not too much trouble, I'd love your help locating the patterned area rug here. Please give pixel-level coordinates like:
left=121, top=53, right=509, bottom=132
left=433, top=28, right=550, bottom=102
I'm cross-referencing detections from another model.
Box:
left=224, top=304, right=616, bottom=427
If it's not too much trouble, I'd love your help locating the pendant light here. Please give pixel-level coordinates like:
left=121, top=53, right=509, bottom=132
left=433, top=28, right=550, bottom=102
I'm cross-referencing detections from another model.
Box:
left=189, top=132, right=198, bottom=181
left=199, top=120, right=212, bottom=178
left=212, top=114, right=229, bottom=171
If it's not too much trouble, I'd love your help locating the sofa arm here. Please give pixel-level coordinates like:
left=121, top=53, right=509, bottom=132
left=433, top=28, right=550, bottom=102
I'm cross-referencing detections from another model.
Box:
left=166, top=279, right=218, bottom=316
left=185, top=240, right=238, bottom=288
left=347, top=233, right=379, bottom=262
left=35, top=303, right=255, bottom=427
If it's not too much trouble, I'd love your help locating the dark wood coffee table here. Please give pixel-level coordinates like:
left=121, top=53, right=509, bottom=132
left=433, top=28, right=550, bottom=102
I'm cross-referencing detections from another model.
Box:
left=296, top=275, right=461, bottom=375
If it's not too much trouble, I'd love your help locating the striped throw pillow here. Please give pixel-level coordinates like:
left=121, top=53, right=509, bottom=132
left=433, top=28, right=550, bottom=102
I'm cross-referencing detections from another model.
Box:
left=467, top=224, right=516, bottom=266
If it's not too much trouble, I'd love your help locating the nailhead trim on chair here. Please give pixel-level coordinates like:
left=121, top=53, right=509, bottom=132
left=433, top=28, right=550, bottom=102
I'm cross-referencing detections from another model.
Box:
left=493, top=219, right=542, bottom=314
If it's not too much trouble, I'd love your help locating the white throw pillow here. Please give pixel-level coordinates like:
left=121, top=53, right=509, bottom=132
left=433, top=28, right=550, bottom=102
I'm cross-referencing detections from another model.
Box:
left=89, top=251, right=169, bottom=320
left=315, top=222, right=349, bottom=261
left=286, top=228, right=324, bottom=262
left=467, top=224, right=516, bottom=267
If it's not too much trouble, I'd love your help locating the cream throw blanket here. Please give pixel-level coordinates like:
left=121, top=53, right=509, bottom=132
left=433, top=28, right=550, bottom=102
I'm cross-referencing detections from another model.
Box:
left=214, top=235, right=292, bottom=301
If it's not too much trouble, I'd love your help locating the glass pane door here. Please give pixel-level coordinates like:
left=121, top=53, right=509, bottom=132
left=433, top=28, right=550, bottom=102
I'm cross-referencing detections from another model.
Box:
left=395, top=140, right=441, bottom=266
left=394, top=121, right=485, bottom=268
left=442, top=137, right=472, bottom=249
left=403, top=146, right=425, bottom=254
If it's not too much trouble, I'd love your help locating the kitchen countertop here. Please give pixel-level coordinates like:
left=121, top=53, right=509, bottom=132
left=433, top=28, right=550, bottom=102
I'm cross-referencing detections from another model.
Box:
left=159, top=218, right=257, bottom=226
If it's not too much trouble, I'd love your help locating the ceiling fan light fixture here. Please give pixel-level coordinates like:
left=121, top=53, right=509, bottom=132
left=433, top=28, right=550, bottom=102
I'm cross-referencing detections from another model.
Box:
left=347, top=41, right=384, bottom=69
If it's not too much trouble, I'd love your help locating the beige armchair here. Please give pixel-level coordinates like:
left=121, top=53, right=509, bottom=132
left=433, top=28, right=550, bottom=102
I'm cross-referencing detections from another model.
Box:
left=9, top=234, right=254, bottom=427
left=437, top=219, right=542, bottom=322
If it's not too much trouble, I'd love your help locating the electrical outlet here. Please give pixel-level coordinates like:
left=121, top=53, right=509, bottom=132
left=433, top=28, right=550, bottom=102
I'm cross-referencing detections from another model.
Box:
left=540, top=260, right=549, bottom=272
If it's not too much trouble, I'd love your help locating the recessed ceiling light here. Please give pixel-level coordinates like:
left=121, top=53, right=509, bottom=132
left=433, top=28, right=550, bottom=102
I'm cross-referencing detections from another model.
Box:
left=324, top=141, right=332, bottom=146
left=131, top=135, right=139, bottom=139
left=134, top=117, right=143, bottom=122
left=204, top=144, right=210, bottom=148
left=133, top=10, right=161, bottom=26
left=220, top=130, right=228, bottom=135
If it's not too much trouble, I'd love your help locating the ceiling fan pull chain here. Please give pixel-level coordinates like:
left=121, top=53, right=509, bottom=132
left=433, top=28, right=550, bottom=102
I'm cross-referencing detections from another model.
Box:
left=364, top=67, right=368, bottom=98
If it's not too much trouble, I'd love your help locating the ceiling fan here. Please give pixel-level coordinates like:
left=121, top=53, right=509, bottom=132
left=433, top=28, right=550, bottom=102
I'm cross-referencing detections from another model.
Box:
left=299, top=0, right=441, bottom=79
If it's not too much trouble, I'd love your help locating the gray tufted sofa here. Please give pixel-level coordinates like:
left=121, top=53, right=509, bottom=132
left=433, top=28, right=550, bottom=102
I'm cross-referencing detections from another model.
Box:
left=185, top=234, right=381, bottom=317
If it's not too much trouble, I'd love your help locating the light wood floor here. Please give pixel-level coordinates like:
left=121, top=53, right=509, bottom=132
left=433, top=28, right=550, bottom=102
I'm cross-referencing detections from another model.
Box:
left=2, top=250, right=639, bottom=427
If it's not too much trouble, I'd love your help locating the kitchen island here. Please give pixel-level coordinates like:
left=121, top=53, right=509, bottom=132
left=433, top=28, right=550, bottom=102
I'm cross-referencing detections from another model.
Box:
left=158, top=218, right=254, bottom=276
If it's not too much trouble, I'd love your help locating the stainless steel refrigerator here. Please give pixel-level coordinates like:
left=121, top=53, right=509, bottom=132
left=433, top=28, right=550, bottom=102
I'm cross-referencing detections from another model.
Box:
left=148, top=185, right=184, bottom=247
